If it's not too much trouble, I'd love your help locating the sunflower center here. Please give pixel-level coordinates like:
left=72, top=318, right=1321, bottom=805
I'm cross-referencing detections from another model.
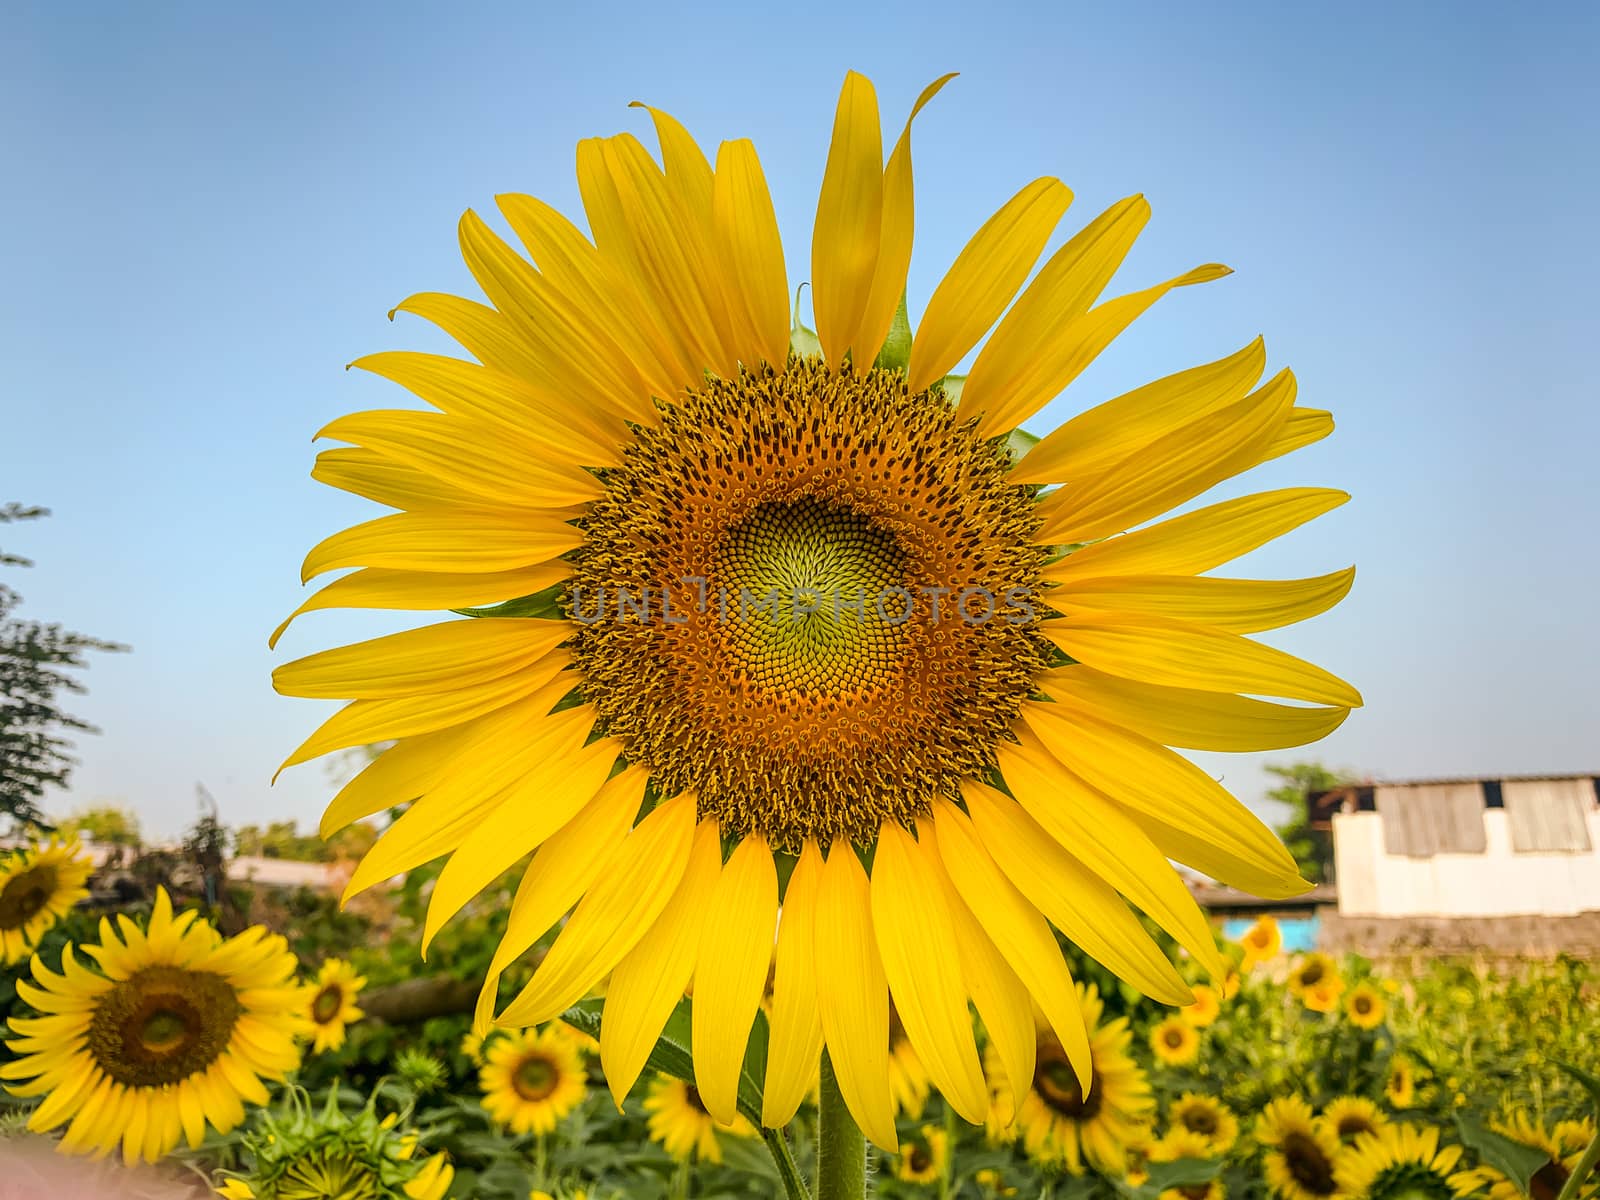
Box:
left=1530, top=1163, right=1569, bottom=1200
left=512, top=1053, right=559, bottom=1102
left=1281, top=1132, right=1338, bottom=1196
left=312, top=984, right=344, bottom=1025
left=87, top=965, right=241, bottom=1087
left=0, top=866, right=58, bottom=929
left=684, top=1084, right=710, bottom=1115
left=1035, top=1053, right=1100, bottom=1120
left=1336, top=1115, right=1375, bottom=1141
left=571, top=360, right=1049, bottom=848
left=1354, top=995, right=1372, bottom=1014
left=1299, top=963, right=1325, bottom=987
left=1183, top=1108, right=1219, bottom=1135
left=1165, top=1028, right=1187, bottom=1048
left=908, top=1144, right=932, bottom=1172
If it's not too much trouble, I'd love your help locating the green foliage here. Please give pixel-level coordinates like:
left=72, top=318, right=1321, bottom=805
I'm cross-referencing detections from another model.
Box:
left=0, top=504, right=127, bottom=835
left=59, top=801, right=142, bottom=847
left=234, top=818, right=378, bottom=862
left=1265, top=761, right=1355, bottom=883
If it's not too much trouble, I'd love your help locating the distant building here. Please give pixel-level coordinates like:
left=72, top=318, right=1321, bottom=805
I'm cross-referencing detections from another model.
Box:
left=1310, top=774, right=1600, bottom=956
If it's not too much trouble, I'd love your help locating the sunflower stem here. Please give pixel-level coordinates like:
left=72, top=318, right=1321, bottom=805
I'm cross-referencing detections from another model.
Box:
left=763, top=1126, right=813, bottom=1200
left=817, top=1050, right=867, bottom=1200
left=1556, top=1128, right=1600, bottom=1200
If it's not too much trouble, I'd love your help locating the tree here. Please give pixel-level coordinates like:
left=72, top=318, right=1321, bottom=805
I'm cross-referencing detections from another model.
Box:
left=60, top=802, right=142, bottom=847
left=232, top=818, right=377, bottom=862
left=0, top=505, right=127, bottom=834
left=1265, top=761, right=1355, bottom=884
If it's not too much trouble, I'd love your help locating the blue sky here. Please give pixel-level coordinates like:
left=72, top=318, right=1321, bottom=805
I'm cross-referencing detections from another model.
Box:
left=3, top=2, right=1596, bottom=838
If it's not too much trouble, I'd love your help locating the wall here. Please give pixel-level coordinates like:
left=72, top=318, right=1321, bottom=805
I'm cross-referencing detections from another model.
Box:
left=1332, top=808, right=1600, bottom=917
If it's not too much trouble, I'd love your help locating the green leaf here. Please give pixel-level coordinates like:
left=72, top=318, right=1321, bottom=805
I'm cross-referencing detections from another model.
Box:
left=1454, top=1112, right=1551, bottom=1196
left=791, top=284, right=822, bottom=360
left=1555, top=1059, right=1600, bottom=1113
left=452, top=582, right=566, bottom=620
left=1112, top=1157, right=1221, bottom=1200
left=871, top=293, right=912, bottom=372
left=560, top=996, right=768, bottom=1126
left=1004, top=426, right=1040, bottom=464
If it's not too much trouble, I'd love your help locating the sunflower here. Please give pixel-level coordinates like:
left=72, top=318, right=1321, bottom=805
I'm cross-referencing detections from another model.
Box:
left=1280, top=960, right=1344, bottom=1004
left=2, top=888, right=303, bottom=1164
left=1169, top=1093, right=1239, bottom=1153
left=459, top=1028, right=486, bottom=1064
left=1258, top=1097, right=1345, bottom=1200
left=1152, top=1128, right=1225, bottom=1200
left=1459, top=1113, right=1599, bottom=1200
left=1337, top=1123, right=1475, bottom=1200
left=303, top=958, right=366, bottom=1053
left=1384, top=1058, right=1415, bottom=1109
left=1150, top=1017, right=1200, bottom=1066
left=1182, top=984, right=1222, bottom=1027
left=0, top=838, right=93, bottom=964
left=643, top=1073, right=756, bottom=1164
left=894, top=1123, right=950, bottom=1185
left=1320, top=1097, right=1388, bottom=1146
left=889, top=1005, right=932, bottom=1118
left=1342, top=984, right=1385, bottom=1030
left=273, top=68, right=1357, bottom=1149
left=993, top=984, right=1154, bottom=1175
left=479, top=1027, right=586, bottom=1135
left=1239, top=916, right=1283, bottom=967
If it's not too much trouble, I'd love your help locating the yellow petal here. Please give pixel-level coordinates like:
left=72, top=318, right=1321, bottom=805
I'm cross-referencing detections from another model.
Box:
left=268, top=562, right=570, bottom=650
left=960, top=780, right=1191, bottom=1005
left=811, top=71, right=883, bottom=368
left=458, top=208, right=658, bottom=425
left=1043, top=487, right=1348, bottom=582
left=1039, top=664, right=1351, bottom=752
left=474, top=766, right=649, bottom=1033
left=981, top=261, right=1233, bottom=440
left=350, top=350, right=626, bottom=466
left=300, top=509, right=583, bottom=582
left=813, top=840, right=897, bottom=1150
left=1041, top=610, right=1363, bottom=707
left=1019, top=700, right=1309, bottom=897
left=422, top=730, right=621, bottom=950
left=907, top=176, right=1073, bottom=394
left=389, top=291, right=550, bottom=392
left=853, top=73, right=957, bottom=369
left=999, top=729, right=1225, bottom=978
left=631, top=102, right=715, bottom=223
left=496, top=192, right=690, bottom=401
left=497, top=791, right=697, bottom=1027
left=692, top=834, right=778, bottom=1125
left=278, top=651, right=574, bottom=776
left=1035, top=368, right=1295, bottom=544
left=1012, top=337, right=1265, bottom=485
left=957, top=195, right=1151, bottom=436
left=935, top=850, right=1038, bottom=1115
left=274, top=618, right=567, bottom=700
left=602, top=818, right=724, bottom=1106
left=763, top=839, right=826, bottom=1127
left=312, top=446, right=486, bottom=512
left=712, top=139, right=790, bottom=369
left=1050, top=567, right=1356, bottom=634
left=1262, top=407, right=1334, bottom=462
left=316, top=409, right=603, bottom=508
left=870, top=822, right=987, bottom=1124
left=335, top=688, right=583, bottom=895
left=329, top=726, right=467, bottom=839
left=926, top=801, right=1090, bottom=1090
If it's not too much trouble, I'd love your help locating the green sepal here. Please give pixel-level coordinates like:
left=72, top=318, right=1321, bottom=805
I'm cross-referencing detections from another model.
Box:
left=1453, top=1112, right=1551, bottom=1196
left=1004, top=426, right=1040, bottom=464
left=871, top=292, right=912, bottom=373
left=452, top=582, right=566, bottom=620
left=559, top=995, right=769, bottom=1126
left=791, top=284, right=823, bottom=359
left=1112, top=1157, right=1222, bottom=1200
left=935, top=373, right=966, bottom=409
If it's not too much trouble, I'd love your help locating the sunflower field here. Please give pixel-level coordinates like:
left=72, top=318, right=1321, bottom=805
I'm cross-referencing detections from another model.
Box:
left=0, top=837, right=1595, bottom=1200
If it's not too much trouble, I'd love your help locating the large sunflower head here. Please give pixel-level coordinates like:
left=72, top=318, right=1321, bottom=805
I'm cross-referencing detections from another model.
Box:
left=1258, top=1097, right=1346, bottom=1200
left=642, top=1073, right=757, bottom=1164
left=303, top=957, right=367, bottom=1053
left=1169, top=1092, right=1239, bottom=1154
left=2, top=888, right=303, bottom=1164
left=998, top=985, right=1154, bottom=1175
left=0, top=837, right=92, bottom=964
left=273, top=69, right=1359, bottom=1150
left=1336, top=1124, right=1475, bottom=1200
left=478, top=1026, right=586, bottom=1136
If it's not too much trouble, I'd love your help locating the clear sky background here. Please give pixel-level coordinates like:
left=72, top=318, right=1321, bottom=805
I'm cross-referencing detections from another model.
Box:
left=3, top=1, right=1597, bottom=839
